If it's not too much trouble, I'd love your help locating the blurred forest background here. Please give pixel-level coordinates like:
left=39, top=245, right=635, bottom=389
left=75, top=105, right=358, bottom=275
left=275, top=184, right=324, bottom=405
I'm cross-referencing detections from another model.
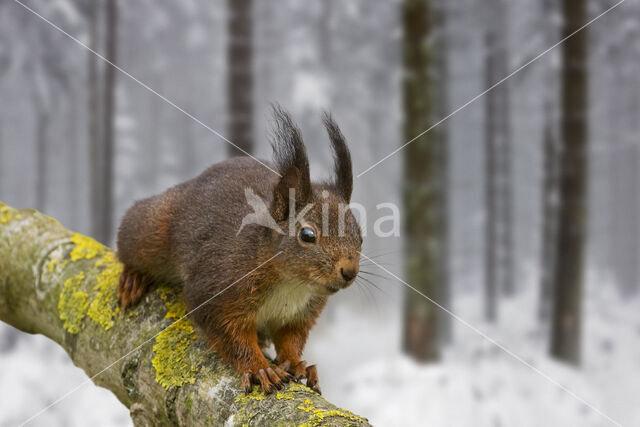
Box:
left=1, top=0, right=639, bottom=426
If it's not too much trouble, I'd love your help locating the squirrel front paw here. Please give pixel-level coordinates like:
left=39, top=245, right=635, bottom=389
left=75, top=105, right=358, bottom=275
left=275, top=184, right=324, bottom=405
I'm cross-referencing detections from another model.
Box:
left=277, top=360, right=321, bottom=394
left=117, top=266, right=152, bottom=309
left=241, top=366, right=293, bottom=394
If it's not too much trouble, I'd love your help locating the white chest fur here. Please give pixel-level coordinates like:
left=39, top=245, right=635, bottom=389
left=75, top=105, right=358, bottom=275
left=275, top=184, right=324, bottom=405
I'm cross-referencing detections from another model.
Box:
left=256, top=281, right=313, bottom=333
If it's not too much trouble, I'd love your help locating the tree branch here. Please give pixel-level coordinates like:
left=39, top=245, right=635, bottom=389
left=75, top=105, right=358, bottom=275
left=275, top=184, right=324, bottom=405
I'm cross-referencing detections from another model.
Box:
left=0, top=201, right=370, bottom=426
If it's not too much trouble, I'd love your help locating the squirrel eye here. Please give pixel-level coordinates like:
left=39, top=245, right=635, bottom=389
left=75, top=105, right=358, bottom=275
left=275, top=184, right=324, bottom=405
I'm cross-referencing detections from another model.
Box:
left=299, top=226, right=316, bottom=244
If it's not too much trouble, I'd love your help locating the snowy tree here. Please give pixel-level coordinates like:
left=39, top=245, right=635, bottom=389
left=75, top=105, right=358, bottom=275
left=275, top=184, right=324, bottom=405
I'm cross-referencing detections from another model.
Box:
left=550, top=0, right=589, bottom=365
left=402, top=0, right=442, bottom=362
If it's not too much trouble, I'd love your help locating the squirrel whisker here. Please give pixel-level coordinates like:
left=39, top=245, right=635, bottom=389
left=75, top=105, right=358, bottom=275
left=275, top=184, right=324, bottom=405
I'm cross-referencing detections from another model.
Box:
left=355, top=275, right=387, bottom=295
left=357, top=270, right=389, bottom=281
left=354, top=280, right=383, bottom=314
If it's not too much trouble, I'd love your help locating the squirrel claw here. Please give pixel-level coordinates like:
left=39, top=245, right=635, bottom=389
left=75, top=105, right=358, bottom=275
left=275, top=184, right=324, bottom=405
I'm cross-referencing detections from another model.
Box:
left=265, top=368, right=284, bottom=390
left=279, top=360, right=307, bottom=381
left=117, top=266, right=151, bottom=309
left=244, top=368, right=287, bottom=394
left=241, top=372, right=253, bottom=394
left=274, top=366, right=293, bottom=383
left=305, top=365, right=321, bottom=394
left=255, top=369, right=274, bottom=393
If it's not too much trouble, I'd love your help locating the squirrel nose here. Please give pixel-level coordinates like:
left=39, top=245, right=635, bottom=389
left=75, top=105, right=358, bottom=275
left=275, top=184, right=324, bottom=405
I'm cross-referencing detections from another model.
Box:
left=340, top=267, right=358, bottom=282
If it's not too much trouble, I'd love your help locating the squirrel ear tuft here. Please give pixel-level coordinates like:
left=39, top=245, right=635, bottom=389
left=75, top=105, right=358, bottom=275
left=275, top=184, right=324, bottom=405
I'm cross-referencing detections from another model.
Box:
left=270, top=104, right=312, bottom=205
left=271, top=166, right=301, bottom=221
left=323, top=112, right=353, bottom=203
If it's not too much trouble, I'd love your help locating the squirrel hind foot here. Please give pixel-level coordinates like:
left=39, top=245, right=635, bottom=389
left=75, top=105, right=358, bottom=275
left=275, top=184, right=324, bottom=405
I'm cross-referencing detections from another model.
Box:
left=118, top=266, right=152, bottom=309
left=276, top=360, right=321, bottom=394
left=305, top=365, right=321, bottom=394
left=243, top=368, right=289, bottom=394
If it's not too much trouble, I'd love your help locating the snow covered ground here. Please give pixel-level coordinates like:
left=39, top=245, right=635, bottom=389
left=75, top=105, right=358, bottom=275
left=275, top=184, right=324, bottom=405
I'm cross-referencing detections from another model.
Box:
left=1, top=268, right=639, bottom=426
left=310, top=271, right=640, bottom=427
left=0, top=327, right=130, bottom=427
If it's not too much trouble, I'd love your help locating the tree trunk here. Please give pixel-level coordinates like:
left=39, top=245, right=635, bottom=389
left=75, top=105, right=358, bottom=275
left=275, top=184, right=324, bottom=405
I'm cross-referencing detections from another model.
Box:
left=181, top=106, right=196, bottom=178
left=226, top=0, right=254, bottom=156
left=402, top=0, right=441, bottom=362
left=498, top=87, right=515, bottom=298
left=483, top=30, right=498, bottom=322
left=0, top=201, right=370, bottom=426
left=538, top=0, right=561, bottom=322
left=609, top=44, right=639, bottom=297
left=550, top=0, right=588, bottom=365
left=35, top=110, right=50, bottom=213
left=538, top=104, right=561, bottom=322
left=101, top=0, right=117, bottom=245
left=484, top=0, right=514, bottom=321
left=433, top=0, right=452, bottom=345
left=88, top=0, right=103, bottom=244
left=624, top=55, right=640, bottom=295
left=89, top=0, right=117, bottom=246
left=147, top=76, right=162, bottom=189
left=67, top=100, right=80, bottom=228
left=495, top=0, right=514, bottom=298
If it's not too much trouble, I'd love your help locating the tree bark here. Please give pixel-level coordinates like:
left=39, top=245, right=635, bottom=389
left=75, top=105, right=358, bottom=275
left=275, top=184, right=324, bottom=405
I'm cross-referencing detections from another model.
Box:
left=608, top=41, right=639, bottom=297
left=433, top=0, right=452, bottom=345
left=483, top=29, right=498, bottom=322
left=89, top=0, right=117, bottom=246
left=538, top=0, right=561, bottom=322
left=484, top=0, right=514, bottom=321
left=0, top=201, right=370, bottom=426
left=550, top=0, right=588, bottom=365
left=226, top=0, right=254, bottom=156
left=88, top=0, right=102, bottom=245
left=102, top=0, right=117, bottom=245
left=35, top=110, right=50, bottom=213
left=494, top=0, right=514, bottom=298
left=402, top=0, right=441, bottom=362
left=538, top=104, right=560, bottom=322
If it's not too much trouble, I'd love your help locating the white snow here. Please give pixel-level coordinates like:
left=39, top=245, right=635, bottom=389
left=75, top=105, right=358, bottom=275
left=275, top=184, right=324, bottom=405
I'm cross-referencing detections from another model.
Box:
left=305, top=270, right=640, bottom=427
left=0, top=329, right=130, bottom=427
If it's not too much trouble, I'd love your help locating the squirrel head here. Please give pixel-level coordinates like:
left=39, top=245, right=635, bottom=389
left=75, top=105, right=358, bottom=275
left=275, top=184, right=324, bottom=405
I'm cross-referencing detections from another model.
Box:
left=267, top=106, right=362, bottom=295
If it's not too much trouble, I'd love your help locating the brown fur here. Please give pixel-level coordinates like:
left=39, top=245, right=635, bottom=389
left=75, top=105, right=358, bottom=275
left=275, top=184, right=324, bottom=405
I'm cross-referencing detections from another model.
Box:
left=116, top=108, right=361, bottom=393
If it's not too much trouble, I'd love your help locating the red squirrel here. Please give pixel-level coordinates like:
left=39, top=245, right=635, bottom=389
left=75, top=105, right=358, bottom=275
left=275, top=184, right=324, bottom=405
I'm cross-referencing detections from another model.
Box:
left=116, top=107, right=362, bottom=394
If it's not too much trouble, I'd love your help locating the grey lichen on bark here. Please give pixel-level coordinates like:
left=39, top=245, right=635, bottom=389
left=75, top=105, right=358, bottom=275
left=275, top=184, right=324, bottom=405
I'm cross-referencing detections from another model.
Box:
left=0, top=201, right=370, bottom=426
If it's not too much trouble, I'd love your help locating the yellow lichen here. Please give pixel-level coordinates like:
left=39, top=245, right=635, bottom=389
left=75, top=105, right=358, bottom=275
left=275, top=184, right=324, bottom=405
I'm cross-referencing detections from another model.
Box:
left=297, top=399, right=315, bottom=413
left=152, top=318, right=198, bottom=389
left=152, top=287, right=198, bottom=389
left=0, top=205, right=21, bottom=224
left=158, top=286, right=175, bottom=301
left=165, top=299, right=188, bottom=319
left=58, top=272, right=88, bottom=334
left=58, top=236, right=120, bottom=333
left=276, top=391, right=294, bottom=400
left=305, top=409, right=365, bottom=426
left=296, top=398, right=365, bottom=427
left=87, top=252, right=122, bottom=330
left=235, top=387, right=268, bottom=403
left=69, top=234, right=105, bottom=261
left=47, top=258, right=68, bottom=273
left=289, top=382, right=313, bottom=393
left=234, top=407, right=256, bottom=427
